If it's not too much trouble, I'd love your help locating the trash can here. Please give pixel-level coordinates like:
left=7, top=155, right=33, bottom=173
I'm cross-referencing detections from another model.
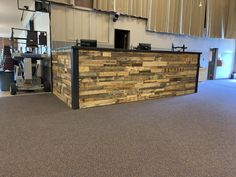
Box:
left=231, top=73, right=236, bottom=79
left=0, top=71, right=14, bottom=91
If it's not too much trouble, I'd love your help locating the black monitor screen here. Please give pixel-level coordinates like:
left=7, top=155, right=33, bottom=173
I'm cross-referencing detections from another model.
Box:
left=39, top=32, right=47, bottom=46
left=80, top=39, right=97, bottom=48
left=27, top=31, right=38, bottom=47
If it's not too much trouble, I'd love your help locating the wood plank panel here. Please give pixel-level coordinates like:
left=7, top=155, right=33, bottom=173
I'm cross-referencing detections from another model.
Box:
left=52, top=50, right=72, bottom=108
left=78, top=49, right=200, bottom=108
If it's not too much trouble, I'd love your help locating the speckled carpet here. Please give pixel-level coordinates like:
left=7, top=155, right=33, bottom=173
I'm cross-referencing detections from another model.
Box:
left=0, top=80, right=236, bottom=177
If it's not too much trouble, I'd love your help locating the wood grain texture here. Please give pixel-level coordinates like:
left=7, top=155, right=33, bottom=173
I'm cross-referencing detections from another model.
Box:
left=52, top=51, right=72, bottom=108
left=79, top=50, right=199, bottom=108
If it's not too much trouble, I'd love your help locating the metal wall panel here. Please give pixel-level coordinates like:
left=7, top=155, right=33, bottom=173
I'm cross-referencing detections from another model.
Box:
left=51, top=5, right=110, bottom=45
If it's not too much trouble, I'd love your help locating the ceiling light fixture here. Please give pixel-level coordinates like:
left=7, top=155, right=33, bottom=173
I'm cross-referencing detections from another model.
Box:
left=199, top=1, right=203, bottom=7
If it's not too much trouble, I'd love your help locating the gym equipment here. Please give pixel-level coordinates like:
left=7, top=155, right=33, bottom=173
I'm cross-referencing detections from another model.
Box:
left=3, top=46, right=14, bottom=71
left=10, top=27, right=50, bottom=95
left=10, top=53, right=50, bottom=95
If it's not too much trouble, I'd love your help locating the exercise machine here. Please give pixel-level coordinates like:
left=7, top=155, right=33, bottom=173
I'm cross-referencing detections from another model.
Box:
left=10, top=53, right=50, bottom=95
left=10, top=28, right=50, bottom=95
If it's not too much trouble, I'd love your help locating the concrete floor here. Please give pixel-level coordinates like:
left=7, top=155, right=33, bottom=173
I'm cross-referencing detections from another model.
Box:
left=0, top=80, right=236, bottom=177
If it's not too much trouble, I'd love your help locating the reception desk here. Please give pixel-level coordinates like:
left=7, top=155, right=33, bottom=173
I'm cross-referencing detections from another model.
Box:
left=52, top=47, right=201, bottom=109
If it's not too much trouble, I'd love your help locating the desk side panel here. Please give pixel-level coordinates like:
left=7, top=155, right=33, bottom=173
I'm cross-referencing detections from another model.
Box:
left=52, top=50, right=72, bottom=108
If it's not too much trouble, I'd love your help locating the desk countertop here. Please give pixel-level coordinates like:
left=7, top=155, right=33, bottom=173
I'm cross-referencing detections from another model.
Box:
left=52, top=46, right=202, bottom=55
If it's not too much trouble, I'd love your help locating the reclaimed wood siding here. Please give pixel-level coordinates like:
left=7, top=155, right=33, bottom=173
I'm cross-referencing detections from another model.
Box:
left=79, top=50, right=199, bottom=108
left=52, top=51, right=72, bottom=108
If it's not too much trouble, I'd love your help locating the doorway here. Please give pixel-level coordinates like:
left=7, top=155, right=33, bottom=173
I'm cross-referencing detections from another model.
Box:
left=208, top=48, right=218, bottom=80
left=114, top=29, right=130, bottom=49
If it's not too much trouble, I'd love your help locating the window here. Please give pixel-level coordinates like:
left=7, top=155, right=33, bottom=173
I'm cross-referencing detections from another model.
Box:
left=74, top=0, right=93, bottom=8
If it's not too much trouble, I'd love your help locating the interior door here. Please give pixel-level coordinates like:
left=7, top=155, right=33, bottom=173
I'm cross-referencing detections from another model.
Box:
left=208, top=48, right=218, bottom=80
left=114, top=29, right=130, bottom=49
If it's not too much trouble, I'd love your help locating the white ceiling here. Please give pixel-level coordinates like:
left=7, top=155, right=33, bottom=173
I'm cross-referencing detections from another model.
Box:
left=0, top=0, right=34, bottom=37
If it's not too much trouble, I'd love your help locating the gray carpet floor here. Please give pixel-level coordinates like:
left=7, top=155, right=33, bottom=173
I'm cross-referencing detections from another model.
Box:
left=0, top=80, right=236, bottom=177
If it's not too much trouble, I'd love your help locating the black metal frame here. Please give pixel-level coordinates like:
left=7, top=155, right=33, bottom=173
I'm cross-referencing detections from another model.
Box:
left=195, top=54, right=201, bottom=93
left=49, top=3, right=53, bottom=94
left=71, top=46, right=79, bottom=109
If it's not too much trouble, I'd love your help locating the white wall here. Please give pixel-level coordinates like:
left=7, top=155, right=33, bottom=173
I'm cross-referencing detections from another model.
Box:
left=216, top=52, right=235, bottom=79
left=51, top=7, right=236, bottom=79
left=234, top=45, right=236, bottom=72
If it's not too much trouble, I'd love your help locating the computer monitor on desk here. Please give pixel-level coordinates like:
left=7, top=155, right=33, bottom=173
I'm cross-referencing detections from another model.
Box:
left=80, top=39, right=97, bottom=48
left=137, top=43, right=151, bottom=51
